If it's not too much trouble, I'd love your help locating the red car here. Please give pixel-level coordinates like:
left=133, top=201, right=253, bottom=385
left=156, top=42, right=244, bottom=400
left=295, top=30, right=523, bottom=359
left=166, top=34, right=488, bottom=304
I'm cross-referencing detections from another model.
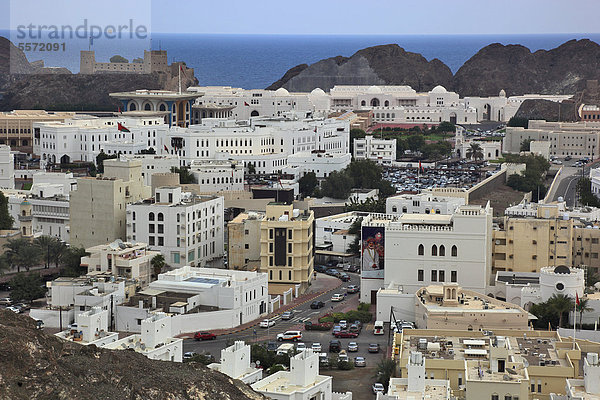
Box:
left=334, top=331, right=358, bottom=339
left=194, top=331, right=217, bottom=340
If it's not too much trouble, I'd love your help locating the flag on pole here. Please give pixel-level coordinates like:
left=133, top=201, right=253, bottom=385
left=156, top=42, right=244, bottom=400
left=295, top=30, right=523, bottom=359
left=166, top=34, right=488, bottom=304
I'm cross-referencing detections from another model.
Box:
left=118, top=106, right=122, bottom=114
left=164, top=144, right=169, bottom=152
left=576, top=292, right=580, bottom=307
left=244, top=102, right=250, bottom=106
left=117, top=123, right=130, bottom=132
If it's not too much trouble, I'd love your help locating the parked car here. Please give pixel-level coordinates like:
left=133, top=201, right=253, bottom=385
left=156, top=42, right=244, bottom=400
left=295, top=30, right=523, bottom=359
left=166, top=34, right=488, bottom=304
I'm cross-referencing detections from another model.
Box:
left=311, top=343, right=322, bottom=352
left=260, top=319, right=276, bottom=328
left=277, top=330, right=302, bottom=342
left=347, top=265, right=360, bottom=273
left=0, top=297, right=12, bottom=306
left=329, top=339, right=342, bottom=353
left=326, top=269, right=341, bottom=277
left=338, top=350, right=349, bottom=363
left=332, top=325, right=342, bottom=335
left=310, top=301, right=325, bottom=309
left=372, top=383, right=385, bottom=394
left=281, top=311, right=293, bottom=320
left=334, top=331, right=358, bottom=339
left=183, top=352, right=198, bottom=360
left=338, top=320, right=348, bottom=329
left=314, top=265, right=327, bottom=273
left=6, top=306, right=20, bottom=313
left=368, top=343, right=381, bottom=353
left=349, top=324, right=361, bottom=334
left=194, top=331, right=217, bottom=340
left=266, top=342, right=278, bottom=351
left=346, top=285, right=359, bottom=294
left=339, top=273, right=351, bottom=282
left=348, top=342, right=358, bottom=352
left=331, top=294, right=344, bottom=302
left=296, top=342, right=306, bottom=352
left=354, top=356, right=366, bottom=367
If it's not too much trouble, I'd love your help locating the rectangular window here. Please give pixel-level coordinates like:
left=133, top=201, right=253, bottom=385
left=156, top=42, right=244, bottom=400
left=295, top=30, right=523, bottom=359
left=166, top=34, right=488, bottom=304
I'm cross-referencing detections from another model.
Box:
left=288, top=229, right=292, bottom=239
left=288, top=257, right=292, bottom=266
left=149, top=236, right=155, bottom=245
left=149, top=224, right=155, bottom=233
left=418, top=269, right=424, bottom=282
left=451, top=271, right=457, bottom=282
left=172, top=252, right=180, bottom=264
left=431, top=270, right=437, bottom=282
left=288, top=243, right=292, bottom=253
left=245, top=244, right=249, bottom=249
left=269, top=242, right=273, bottom=253
left=438, top=270, right=445, bottom=282
left=269, top=229, right=273, bottom=239
left=158, top=237, right=164, bottom=246
left=269, top=256, right=273, bottom=266
left=157, top=224, right=164, bottom=234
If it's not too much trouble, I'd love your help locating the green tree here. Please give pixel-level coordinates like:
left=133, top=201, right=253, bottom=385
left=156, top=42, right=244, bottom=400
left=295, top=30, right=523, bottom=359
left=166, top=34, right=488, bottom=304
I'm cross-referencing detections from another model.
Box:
left=577, top=178, right=600, bottom=207
left=520, top=139, right=533, bottom=152
left=347, top=217, right=363, bottom=255
left=466, top=143, right=484, bottom=161
left=151, top=254, right=166, bottom=278
left=96, top=151, right=118, bottom=174
left=171, top=167, right=197, bottom=184
left=247, top=163, right=256, bottom=175
left=33, top=235, right=55, bottom=269
left=577, top=298, right=593, bottom=330
left=60, top=247, right=88, bottom=277
left=10, top=273, right=47, bottom=302
left=0, top=254, right=10, bottom=275
left=350, top=128, right=366, bottom=154
left=436, top=121, right=456, bottom=133
left=298, top=172, right=318, bottom=197
left=0, top=191, right=14, bottom=230
left=374, top=358, right=397, bottom=388
left=4, top=238, right=41, bottom=273
left=406, top=135, right=425, bottom=152
left=508, top=117, right=529, bottom=128
left=547, top=294, right=574, bottom=328
left=321, top=170, right=353, bottom=199
left=110, top=55, right=129, bottom=63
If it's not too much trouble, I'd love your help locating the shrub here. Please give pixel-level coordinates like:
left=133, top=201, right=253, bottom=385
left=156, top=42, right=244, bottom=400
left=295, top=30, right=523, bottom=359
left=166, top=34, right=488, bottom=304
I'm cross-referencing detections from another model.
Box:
left=358, top=302, right=370, bottom=312
left=338, top=360, right=354, bottom=370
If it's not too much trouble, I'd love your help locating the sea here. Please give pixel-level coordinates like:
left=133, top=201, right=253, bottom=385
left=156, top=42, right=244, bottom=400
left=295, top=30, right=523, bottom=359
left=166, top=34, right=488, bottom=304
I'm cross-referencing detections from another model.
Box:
left=2, top=31, right=600, bottom=89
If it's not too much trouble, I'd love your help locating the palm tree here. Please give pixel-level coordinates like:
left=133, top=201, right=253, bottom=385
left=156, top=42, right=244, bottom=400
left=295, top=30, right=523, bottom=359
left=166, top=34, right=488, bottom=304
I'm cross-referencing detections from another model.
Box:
left=373, top=358, right=397, bottom=389
left=33, top=236, right=56, bottom=269
left=578, top=298, right=593, bottom=330
left=465, top=143, right=484, bottom=161
left=4, top=237, right=30, bottom=272
left=151, top=254, right=166, bottom=279
left=547, top=294, right=574, bottom=328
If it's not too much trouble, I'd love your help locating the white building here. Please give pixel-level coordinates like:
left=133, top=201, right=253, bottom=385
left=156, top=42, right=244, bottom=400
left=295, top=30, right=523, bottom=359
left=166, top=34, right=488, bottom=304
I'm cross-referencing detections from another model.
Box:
left=120, top=154, right=180, bottom=186
left=385, top=192, right=465, bottom=215
left=54, top=307, right=119, bottom=347
left=591, top=168, right=600, bottom=199
left=126, top=187, right=224, bottom=268
left=34, top=115, right=167, bottom=165
left=114, top=266, right=268, bottom=334
left=551, top=353, right=600, bottom=400
left=251, top=349, right=337, bottom=400
left=454, top=129, right=502, bottom=161
left=353, top=135, right=396, bottom=165
left=286, top=151, right=351, bottom=178
left=189, top=159, right=244, bottom=192
left=360, top=204, right=493, bottom=308
left=29, top=194, right=70, bottom=242
left=0, top=145, right=14, bottom=189
left=208, top=341, right=263, bottom=384
left=315, top=211, right=365, bottom=254
left=162, top=116, right=349, bottom=174
left=103, top=312, right=183, bottom=363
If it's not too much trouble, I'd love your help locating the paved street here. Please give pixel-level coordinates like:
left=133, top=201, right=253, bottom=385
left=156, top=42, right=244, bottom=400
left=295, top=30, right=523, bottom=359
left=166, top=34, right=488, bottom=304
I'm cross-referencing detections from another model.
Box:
left=550, top=159, right=600, bottom=206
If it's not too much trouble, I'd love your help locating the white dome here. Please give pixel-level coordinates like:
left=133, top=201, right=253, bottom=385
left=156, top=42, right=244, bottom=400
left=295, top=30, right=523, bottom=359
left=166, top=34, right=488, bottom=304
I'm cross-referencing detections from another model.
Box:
left=310, top=88, right=326, bottom=96
left=274, top=87, right=290, bottom=96
left=367, top=85, right=383, bottom=94
left=430, top=85, right=447, bottom=94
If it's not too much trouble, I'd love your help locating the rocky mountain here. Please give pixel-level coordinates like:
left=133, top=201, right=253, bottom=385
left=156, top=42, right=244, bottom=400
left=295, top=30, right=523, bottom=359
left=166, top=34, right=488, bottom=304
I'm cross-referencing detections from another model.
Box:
left=0, top=310, right=265, bottom=400
left=268, top=39, right=600, bottom=97
left=513, top=99, right=578, bottom=122
left=0, top=36, right=198, bottom=111
left=268, top=44, right=454, bottom=93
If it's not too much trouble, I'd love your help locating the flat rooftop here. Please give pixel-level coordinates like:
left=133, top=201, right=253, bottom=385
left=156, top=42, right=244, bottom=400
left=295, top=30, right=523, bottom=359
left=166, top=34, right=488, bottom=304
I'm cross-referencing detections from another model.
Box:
left=387, top=379, right=449, bottom=400
left=418, top=286, right=526, bottom=314
left=252, top=373, right=330, bottom=395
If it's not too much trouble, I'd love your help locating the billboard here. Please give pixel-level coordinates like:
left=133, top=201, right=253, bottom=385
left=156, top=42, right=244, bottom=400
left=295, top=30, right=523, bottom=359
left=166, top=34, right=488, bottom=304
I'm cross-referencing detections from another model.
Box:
left=361, top=226, right=384, bottom=278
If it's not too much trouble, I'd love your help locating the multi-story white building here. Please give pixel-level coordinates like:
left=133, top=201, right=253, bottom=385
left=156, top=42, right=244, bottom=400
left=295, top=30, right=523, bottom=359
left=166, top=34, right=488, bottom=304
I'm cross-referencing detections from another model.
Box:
left=162, top=116, right=349, bottom=173
left=126, top=186, right=224, bottom=268
left=353, top=135, right=396, bottom=164
left=454, top=129, right=502, bottom=160
left=189, top=159, right=244, bottom=192
left=360, top=203, right=493, bottom=306
left=315, top=211, right=365, bottom=254
left=285, top=151, right=351, bottom=178
left=591, top=167, right=600, bottom=198
left=385, top=192, right=466, bottom=215
left=0, top=145, right=14, bottom=189
left=503, top=120, right=600, bottom=158
left=208, top=341, right=263, bottom=384
left=33, top=115, right=167, bottom=165
left=120, top=154, right=180, bottom=186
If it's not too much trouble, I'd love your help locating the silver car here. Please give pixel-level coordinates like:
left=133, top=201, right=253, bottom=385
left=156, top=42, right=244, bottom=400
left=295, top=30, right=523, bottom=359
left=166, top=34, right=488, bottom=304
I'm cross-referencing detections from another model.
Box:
left=348, top=342, right=358, bottom=352
left=354, top=356, right=366, bottom=367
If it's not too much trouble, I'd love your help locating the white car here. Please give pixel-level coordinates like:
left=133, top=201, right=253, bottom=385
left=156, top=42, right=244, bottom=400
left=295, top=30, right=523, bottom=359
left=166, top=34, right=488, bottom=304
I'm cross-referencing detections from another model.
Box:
left=296, top=342, right=306, bottom=351
left=312, top=343, right=322, bottom=352
left=6, top=306, right=20, bottom=314
left=260, top=319, right=276, bottom=328
left=331, top=294, right=344, bottom=302
left=372, top=383, right=385, bottom=394
left=339, top=320, right=348, bottom=329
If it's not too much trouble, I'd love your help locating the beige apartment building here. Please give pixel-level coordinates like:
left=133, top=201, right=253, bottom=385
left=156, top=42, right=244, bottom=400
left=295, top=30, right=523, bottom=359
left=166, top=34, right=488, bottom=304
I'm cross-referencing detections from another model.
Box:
left=260, top=203, right=314, bottom=295
left=70, top=159, right=150, bottom=249
left=227, top=211, right=263, bottom=271
left=573, top=226, right=600, bottom=279
left=81, top=240, right=160, bottom=287
left=395, top=328, right=588, bottom=400
left=0, top=110, right=75, bottom=153
left=415, top=284, right=530, bottom=331
left=493, top=204, right=574, bottom=273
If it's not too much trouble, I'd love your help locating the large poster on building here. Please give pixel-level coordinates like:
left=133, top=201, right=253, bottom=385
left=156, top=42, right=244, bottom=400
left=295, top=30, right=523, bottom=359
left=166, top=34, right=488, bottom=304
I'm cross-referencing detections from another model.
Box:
left=361, top=226, right=385, bottom=279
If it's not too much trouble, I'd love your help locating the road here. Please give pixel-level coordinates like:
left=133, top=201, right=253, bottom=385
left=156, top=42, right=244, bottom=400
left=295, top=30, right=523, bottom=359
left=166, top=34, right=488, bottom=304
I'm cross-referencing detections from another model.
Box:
left=550, top=159, right=600, bottom=206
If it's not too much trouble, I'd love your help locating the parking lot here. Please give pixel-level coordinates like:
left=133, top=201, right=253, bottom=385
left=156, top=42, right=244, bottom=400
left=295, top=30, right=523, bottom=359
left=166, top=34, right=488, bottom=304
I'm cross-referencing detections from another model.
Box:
left=383, top=162, right=486, bottom=192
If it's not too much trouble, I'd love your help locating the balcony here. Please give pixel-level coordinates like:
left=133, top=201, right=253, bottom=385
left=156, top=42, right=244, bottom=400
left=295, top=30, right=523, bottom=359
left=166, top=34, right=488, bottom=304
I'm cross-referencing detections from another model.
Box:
left=18, top=215, right=32, bottom=222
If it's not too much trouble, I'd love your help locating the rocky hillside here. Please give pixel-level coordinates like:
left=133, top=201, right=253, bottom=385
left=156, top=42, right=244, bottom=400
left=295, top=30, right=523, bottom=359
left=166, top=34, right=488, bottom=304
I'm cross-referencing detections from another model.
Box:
left=268, top=39, right=600, bottom=97
left=0, top=36, right=198, bottom=111
left=268, top=44, right=453, bottom=93
left=513, top=99, right=579, bottom=122
left=0, top=310, right=265, bottom=400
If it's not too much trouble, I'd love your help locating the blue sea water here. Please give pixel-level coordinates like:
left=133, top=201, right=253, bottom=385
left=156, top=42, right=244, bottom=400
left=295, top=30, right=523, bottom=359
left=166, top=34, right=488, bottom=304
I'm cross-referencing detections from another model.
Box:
left=2, top=31, right=600, bottom=89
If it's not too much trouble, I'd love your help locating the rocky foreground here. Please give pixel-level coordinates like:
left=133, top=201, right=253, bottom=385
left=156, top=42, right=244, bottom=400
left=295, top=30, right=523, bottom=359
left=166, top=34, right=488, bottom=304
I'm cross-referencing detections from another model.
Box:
left=0, top=310, right=264, bottom=400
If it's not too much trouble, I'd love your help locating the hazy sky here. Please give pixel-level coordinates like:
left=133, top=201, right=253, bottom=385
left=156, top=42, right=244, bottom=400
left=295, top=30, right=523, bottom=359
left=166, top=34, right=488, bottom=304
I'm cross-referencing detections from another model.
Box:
left=2, top=0, right=599, bottom=35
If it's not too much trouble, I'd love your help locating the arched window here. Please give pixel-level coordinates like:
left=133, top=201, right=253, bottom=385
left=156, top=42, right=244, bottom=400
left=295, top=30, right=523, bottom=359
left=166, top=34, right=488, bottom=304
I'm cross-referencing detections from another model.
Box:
left=402, top=207, right=407, bottom=213
left=157, top=213, right=164, bottom=221
left=451, top=245, right=457, bottom=257
left=431, top=245, right=438, bottom=256
left=129, top=102, right=137, bottom=111
left=361, top=100, right=366, bottom=106
left=418, top=244, right=424, bottom=256
left=149, top=212, right=155, bottom=221
left=392, top=206, right=397, bottom=213
left=144, top=103, right=152, bottom=111
left=384, top=100, right=389, bottom=107
left=159, top=103, right=167, bottom=112
left=439, top=245, right=445, bottom=256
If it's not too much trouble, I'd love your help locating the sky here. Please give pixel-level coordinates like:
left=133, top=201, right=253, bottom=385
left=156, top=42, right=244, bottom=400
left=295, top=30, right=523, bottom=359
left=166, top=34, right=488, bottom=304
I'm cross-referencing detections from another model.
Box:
left=1, top=0, right=599, bottom=36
